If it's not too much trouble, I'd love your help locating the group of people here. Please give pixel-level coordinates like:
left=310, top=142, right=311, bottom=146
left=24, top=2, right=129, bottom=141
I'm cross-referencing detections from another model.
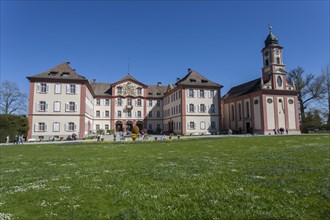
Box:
left=6, top=135, right=25, bottom=145
left=274, top=128, right=288, bottom=135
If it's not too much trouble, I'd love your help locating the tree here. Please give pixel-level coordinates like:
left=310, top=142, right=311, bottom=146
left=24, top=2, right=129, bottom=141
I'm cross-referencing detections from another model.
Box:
left=287, top=67, right=326, bottom=132
left=304, top=109, right=323, bottom=132
left=0, top=114, right=29, bottom=143
left=321, top=65, right=330, bottom=129
left=0, top=81, right=27, bottom=114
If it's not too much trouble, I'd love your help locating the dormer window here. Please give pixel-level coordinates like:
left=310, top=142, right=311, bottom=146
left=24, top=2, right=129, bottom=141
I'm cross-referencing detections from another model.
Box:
left=157, top=92, right=161, bottom=96
left=190, top=79, right=196, bottom=82
left=201, top=79, right=208, bottom=83
left=148, top=92, right=153, bottom=95
left=49, top=71, right=58, bottom=76
left=61, top=72, right=70, bottom=77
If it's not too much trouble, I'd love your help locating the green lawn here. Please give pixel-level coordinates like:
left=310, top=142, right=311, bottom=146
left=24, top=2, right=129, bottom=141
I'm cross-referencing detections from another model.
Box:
left=1, top=135, right=329, bottom=219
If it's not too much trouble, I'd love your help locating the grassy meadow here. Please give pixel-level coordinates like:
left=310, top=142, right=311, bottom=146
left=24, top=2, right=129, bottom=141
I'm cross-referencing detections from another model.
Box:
left=0, top=135, right=329, bottom=219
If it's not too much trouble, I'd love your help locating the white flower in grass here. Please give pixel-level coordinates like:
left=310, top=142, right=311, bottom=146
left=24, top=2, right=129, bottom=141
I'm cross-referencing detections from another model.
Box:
left=151, top=195, right=158, bottom=199
left=231, top=169, right=238, bottom=172
left=0, top=212, right=13, bottom=220
left=0, top=202, right=5, bottom=206
left=252, top=175, right=266, bottom=179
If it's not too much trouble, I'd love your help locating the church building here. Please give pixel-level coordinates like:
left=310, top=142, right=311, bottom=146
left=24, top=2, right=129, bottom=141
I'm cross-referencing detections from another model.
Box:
left=222, top=27, right=300, bottom=134
left=26, top=28, right=300, bottom=140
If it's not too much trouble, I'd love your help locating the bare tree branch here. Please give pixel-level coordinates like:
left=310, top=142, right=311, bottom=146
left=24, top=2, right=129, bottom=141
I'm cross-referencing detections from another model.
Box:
left=0, top=81, right=27, bottom=115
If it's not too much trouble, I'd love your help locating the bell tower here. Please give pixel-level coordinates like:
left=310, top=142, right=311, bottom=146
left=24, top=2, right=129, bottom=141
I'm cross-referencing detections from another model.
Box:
left=261, top=26, right=287, bottom=90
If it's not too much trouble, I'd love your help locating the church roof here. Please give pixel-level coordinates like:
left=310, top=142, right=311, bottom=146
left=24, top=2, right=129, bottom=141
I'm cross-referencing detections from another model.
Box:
left=176, top=69, right=222, bottom=88
left=223, top=78, right=261, bottom=100
left=264, top=26, right=279, bottom=47
left=27, top=62, right=86, bottom=81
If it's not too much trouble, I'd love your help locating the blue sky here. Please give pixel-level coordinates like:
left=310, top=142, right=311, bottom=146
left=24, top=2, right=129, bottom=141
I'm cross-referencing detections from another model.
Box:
left=1, top=1, right=329, bottom=96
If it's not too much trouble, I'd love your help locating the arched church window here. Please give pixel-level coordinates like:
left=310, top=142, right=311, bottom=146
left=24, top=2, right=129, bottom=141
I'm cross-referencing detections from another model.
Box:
left=265, top=59, right=269, bottom=66
left=277, top=76, right=282, bottom=87
left=276, top=57, right=280, bottom=64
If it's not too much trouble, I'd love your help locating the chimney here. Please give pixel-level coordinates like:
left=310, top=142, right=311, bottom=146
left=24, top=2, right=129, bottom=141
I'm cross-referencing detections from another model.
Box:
left=188, top=68, right=191, bottom=73
left=157, top=82, right=162, bottom=86
left=176, top=78, right=180, bottom=82
left=66, top=61, right=71, bottom=64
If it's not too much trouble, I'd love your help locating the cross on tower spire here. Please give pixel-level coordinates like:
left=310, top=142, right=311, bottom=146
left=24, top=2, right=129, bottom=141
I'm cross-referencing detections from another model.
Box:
left=268, top=24, right=272, bottom=34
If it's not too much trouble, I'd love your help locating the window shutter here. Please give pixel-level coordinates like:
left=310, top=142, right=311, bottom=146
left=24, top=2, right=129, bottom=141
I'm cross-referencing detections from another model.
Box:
left=46, top=85, right=49, bottom=93
left=102, top=111, right=105, bottom=117
left=34, top=123, right=39, bottom=132
left=35, top=102, right=39, bottom=111
left=65, top=123, right=68, bottom=131
left=197, top=90, right=200, bottom=98
left=44, top=124, right=47, bottom=132
left=65, top=103, right=69, bottom=112
left=197, top=105, right=200, bottom=112
left=74, top=124, right=77, bottom=131
left=36, top=83, right=40, bottom=93
left=187, top=90, right=189, bottom=98
left=135, top=111, right=137, bottom=117
left=186, top=105, right=189, bottom=113
left=45, top=103, right=48, bottom=111
left=66, top=85, right=70, bottom=93
left=75, top=103, right=78, bottom=112
left=75, top=85, right=79, bottom=94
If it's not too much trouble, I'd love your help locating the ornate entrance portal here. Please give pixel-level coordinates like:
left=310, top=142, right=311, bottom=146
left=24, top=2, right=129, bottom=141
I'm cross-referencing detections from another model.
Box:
left=116, top=121, right=123, bottom=132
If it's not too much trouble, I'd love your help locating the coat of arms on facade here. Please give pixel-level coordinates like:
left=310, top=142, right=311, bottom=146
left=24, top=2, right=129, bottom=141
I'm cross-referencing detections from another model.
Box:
left=123, top=82, right=136, bottom=96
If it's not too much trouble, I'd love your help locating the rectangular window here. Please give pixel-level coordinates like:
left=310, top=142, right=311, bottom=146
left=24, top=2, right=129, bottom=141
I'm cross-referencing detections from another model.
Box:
left=137, top=111, right=142, bottom=118
left=40, top=83, right=47, bottom=93
left=137, top=99, right=142, bottom=106
left=189, top=122, right=195, bottom=129
left=55, top=84, right=61, bottom=94
left=238, top=103, right=242, bottom=121
left=105, top=99, right=110, bottom=106
left=96, top=99, right=100, bottom=105
left=117, top=98, right=122, bottom=106
left=39, top=101, right=47, bottom=111
left=37, top=122, right=46, bottom=132
left=127, top=98, right=132, bottom=106
left=117, top=87, right=122, bottom=95
left=189, top=104, right=194, bottom=112
left=96, top=110, right=100, bottom=117
left=201, top=121, right=206, bottom=130
left=156, top=100, right=161, bottom=107
left=200, top=90, right=205, bottom=98
left=210, top=104, right=215, bottom=113
left=200, top=104, right=205, bottom=113
left=157, top=111, right=160, bottom=118
left=210, top=90, right=215, bottom=98
left=189, top=89, right=194, bottom=98
left=148, top=111, right=152, bottom=118
left=105, top=124, right=109, bottom=130
left=211, top=122, right=216, bottom=130
left=53, top=122, right=60, bottom=132
left=96, top=124, right=100, bottom=130
left=137, top=88, right=142, bottom=95
left=70, top=85, right=76, bottom=94
left=117, top=111, right=122, bottom=118
left=127, top=110, right=132, bottom=117
left=105, top=111, right=109, bottom=117
left=148, top=124, right=152, bottom=130
left=149, top=100, right=153, bottom=106
left=54, top=101, right=61, bottom=112
left=69, top=102, right=76, bottom=111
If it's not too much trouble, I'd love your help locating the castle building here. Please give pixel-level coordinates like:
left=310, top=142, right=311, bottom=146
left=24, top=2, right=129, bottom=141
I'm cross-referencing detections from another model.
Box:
left=26, top=28, right=300, bottom=140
